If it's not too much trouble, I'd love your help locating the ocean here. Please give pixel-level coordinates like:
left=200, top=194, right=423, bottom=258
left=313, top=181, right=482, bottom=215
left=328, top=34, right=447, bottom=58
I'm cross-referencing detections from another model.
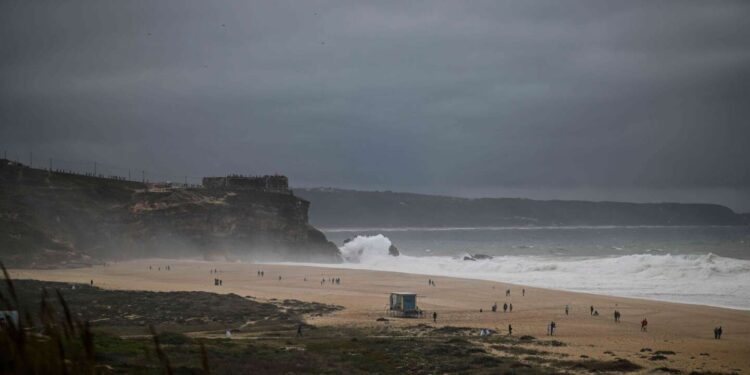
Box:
left=299, top=226, right=750, bottom=309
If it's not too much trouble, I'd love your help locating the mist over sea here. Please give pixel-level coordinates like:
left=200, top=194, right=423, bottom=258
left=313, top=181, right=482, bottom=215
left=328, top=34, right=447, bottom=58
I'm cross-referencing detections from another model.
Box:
left=296, top=226, right=750, bottom=309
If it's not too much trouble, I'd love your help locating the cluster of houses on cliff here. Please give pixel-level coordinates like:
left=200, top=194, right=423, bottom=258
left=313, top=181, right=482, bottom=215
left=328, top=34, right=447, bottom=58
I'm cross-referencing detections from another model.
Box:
left=148, top=174, right=291, bottom=194
left=201, top=174, right=289, bottom=193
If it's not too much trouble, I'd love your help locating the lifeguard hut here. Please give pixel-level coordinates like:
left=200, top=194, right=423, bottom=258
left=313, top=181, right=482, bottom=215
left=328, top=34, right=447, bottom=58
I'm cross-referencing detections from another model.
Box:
left=388, top=292, right=421, bottom=318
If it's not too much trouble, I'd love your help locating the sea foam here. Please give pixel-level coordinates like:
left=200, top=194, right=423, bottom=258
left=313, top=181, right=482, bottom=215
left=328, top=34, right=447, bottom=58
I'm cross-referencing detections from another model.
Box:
left=308, top=235, right=750, bottom=310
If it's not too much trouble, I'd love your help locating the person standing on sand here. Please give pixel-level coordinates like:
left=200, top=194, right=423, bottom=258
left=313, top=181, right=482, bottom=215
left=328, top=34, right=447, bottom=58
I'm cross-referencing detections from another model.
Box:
left=590, top=305, right=594, bottom=315
left=641, top=318, right=648, bottom=332
left=90, top=280, right=93, bottom=286
left=565, top=305, right=569, bottom=315
left=717, top=326, right=722, bottom=339
left=503, top=303, right=508, bottom=313
left=522, top=289, right=525, bottom=296
left=508, top=324, right=513, bottom=335
left=509, top=303, right=513, bottom=312
left=550, top=321, right=556, bottom=336
left=492, top=303, right=497, bottom=312
left=433, top=312, right=437, bottom=323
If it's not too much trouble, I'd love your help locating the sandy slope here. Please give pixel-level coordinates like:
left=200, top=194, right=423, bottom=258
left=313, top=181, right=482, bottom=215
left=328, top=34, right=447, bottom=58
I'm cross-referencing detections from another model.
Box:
left=11, top=259, right=750, bottom=373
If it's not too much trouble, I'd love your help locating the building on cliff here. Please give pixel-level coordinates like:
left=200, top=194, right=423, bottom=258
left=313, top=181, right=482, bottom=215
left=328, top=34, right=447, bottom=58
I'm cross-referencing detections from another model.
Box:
left=202, top=174, right=290, bottom=194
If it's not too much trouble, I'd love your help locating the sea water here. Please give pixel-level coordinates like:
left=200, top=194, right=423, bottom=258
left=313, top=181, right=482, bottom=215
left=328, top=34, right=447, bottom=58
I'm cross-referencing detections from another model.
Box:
left=301, top=226, right=750, bottom=309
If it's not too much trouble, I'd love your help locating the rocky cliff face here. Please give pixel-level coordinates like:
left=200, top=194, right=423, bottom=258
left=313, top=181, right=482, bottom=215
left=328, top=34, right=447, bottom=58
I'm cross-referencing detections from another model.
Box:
left=0, top=160, right=339, bottom=268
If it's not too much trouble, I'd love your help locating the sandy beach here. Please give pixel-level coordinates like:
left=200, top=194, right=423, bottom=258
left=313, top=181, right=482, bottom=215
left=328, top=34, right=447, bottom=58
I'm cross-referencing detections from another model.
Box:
left=10, top=259, right=750, bottom=373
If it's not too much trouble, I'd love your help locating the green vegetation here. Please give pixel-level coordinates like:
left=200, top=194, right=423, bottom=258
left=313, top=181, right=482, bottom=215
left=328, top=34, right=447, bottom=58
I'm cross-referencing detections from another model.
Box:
left=2, top=265, right=653, bottom=374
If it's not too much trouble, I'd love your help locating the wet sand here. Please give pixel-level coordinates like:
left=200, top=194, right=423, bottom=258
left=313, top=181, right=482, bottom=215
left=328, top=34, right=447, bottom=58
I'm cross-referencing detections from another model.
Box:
left=10, top=259, right=750, bottom=373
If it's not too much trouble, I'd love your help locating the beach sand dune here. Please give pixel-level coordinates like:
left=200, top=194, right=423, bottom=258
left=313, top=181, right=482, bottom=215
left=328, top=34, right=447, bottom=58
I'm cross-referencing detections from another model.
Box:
left=11, top=259, right=750, bottom=373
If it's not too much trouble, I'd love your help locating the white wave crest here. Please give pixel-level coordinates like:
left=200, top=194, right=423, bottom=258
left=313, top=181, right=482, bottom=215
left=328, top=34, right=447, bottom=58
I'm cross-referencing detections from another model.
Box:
left=323, top=235, right=750, bottom=309
left=338, top=234, right=392, bottom=263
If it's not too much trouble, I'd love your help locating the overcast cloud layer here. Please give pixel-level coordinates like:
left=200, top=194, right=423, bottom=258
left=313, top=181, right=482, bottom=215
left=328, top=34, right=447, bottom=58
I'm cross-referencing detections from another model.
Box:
left=2, top=1, right=749, bottom=210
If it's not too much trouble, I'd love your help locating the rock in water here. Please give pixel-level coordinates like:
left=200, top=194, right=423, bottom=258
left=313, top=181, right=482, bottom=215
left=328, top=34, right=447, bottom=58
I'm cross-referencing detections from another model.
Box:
left=388, top=244, right=400, bottom=257
left=473, top=254, right=493, bottom=260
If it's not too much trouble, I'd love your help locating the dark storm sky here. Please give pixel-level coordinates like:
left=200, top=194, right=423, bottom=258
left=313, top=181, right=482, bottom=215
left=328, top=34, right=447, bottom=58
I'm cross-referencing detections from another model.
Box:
left=2, top=1, right=749, bottom=210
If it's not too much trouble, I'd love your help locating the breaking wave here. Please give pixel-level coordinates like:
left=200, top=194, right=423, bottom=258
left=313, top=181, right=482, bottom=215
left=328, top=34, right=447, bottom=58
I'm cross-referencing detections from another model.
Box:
left=325, top=235, right=750, bottom=310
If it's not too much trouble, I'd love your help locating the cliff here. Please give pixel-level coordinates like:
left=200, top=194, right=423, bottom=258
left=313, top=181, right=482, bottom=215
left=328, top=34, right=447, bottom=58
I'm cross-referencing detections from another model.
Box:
left=296, top=188, right=746, bottom=228
left=0, top=160, right=339, bottom=268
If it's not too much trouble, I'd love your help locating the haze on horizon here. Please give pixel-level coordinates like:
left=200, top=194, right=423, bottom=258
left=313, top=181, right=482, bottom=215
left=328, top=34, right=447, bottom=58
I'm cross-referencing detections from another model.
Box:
left=1, top=1, right=749, bottom=211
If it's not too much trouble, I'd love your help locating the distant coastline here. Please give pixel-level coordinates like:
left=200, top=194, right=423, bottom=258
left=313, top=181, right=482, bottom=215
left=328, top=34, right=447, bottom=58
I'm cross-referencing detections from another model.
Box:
left=296, top=187, right=747, bottom=228
left=319, top=224, right=745, bottom=232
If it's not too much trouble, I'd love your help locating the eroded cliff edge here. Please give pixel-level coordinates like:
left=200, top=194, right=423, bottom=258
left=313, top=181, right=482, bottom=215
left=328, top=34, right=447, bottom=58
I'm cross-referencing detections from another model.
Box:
left=0, top=160, right=340, bottom=268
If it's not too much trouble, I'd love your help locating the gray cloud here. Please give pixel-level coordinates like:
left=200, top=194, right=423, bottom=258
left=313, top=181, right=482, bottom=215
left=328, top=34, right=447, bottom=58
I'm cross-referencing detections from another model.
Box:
left=2, top=0, right=749, bottom=210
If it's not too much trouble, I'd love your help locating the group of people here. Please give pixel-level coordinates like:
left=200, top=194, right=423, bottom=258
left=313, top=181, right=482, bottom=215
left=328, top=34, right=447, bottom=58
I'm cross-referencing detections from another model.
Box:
left=321, top=277, right=341, bottom=285
left=487, top=302, right=513, bottom=313
left=427, top=279, right=436, bottom=286
left=213, top=278, right=223, bottom=286
left=256, top=270, right=264, bottom=277
left=148, top=265, right=172, bottom=271
left=713, top=326, right=723, bottom=339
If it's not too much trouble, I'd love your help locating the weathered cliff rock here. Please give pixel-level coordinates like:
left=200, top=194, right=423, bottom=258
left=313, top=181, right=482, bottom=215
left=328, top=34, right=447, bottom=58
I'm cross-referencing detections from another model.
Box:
left=0, top=160, right=339, bottom=268
left=388, top=244, right=400, bottom=257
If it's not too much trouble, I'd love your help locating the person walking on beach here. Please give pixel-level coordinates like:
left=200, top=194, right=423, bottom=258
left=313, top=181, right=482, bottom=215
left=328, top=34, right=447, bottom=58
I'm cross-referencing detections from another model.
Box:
left=492, top=303, right=497, bottom=312
left=550, top=321, right=556, bottom=336
left=641, top=318, right=648, bottom=332
left=503, top=303, right=508, bottom=313
left=509, top=303, right=513, bottom=312
left=508, top=324, right=513, bottom=336
left=614, top=310, right=621, bottom=323
left=433, top=312, right=437, bottom=323
left=565, top=305, right=569, bottom=315
left=522, top=289, right=525, bottom=296
left=506, top=289, right=511, bottom=297
left=716, top=326, right=723, bottom=339
left=590, top=305, right=594, bottom=315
